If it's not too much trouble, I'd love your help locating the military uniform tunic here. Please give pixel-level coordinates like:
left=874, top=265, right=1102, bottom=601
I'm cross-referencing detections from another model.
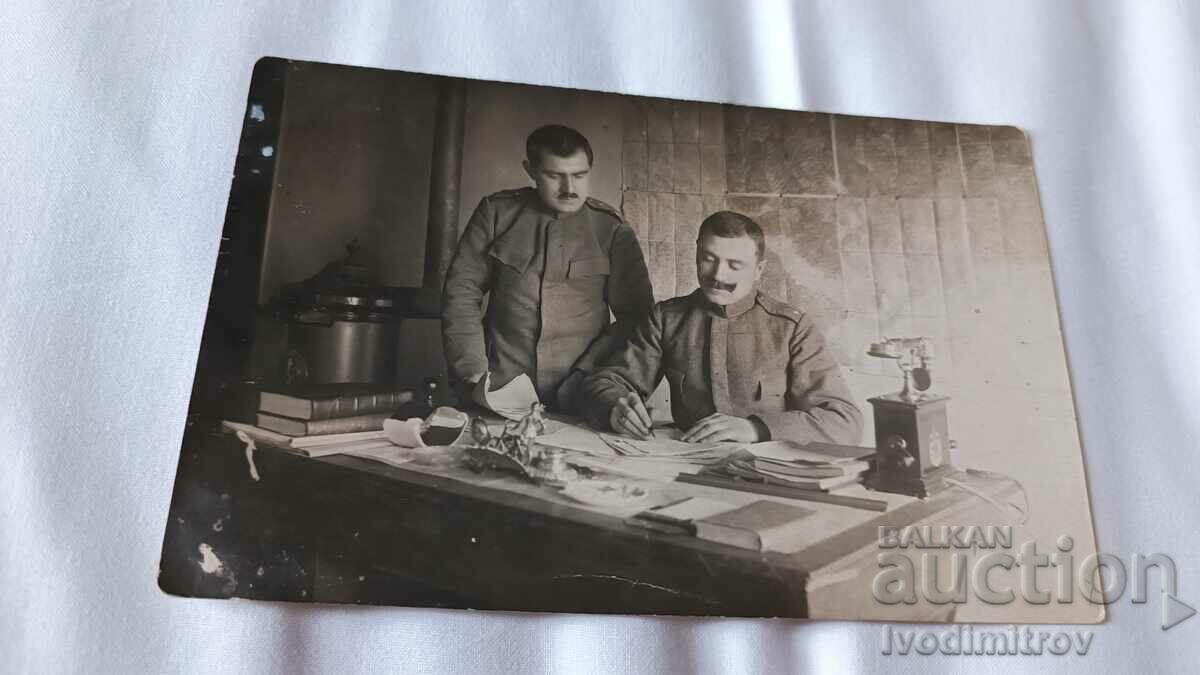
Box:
left=441, top=187, right=654, bottom=407
left=581, top=288, right=864, bottom=445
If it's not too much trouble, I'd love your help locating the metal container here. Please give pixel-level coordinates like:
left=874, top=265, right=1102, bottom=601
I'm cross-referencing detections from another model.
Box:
left=281, top=289, right=402, bottom=385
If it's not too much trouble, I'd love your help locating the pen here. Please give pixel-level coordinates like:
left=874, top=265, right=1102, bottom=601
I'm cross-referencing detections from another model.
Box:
left=630, top=392, right=656, bottom=440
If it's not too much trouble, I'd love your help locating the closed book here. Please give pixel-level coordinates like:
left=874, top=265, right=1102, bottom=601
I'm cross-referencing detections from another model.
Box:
left=255, top=411, right=391, bottom=436
left=258, top=384, right=414, bottom=420
left=694, top=500, right=816, bottom=551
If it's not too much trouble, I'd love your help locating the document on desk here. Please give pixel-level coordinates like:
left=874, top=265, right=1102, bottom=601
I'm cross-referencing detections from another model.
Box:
left=537, top=425, right=730, bottom=460
left=535, top=424, right=736, bottom=483
left=598, top=434, right=730, bottom=462
left=534, top=423, right=614, bottom=455
left=473, top=372, right=540, bottom=421
left=340, top=444, right=416, bottom=469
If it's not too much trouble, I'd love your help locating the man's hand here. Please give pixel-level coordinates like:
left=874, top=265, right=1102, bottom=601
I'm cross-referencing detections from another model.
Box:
left=450, top=372, right=486, bottom=407
left=469, top=372, right=491, bottom=408
left=609, top=391, right=654, bottom=440
left=680, top=413, right=762, bottom=444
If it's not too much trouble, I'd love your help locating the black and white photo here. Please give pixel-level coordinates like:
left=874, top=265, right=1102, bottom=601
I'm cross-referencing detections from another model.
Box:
left=159, top=58, right=1100, bottom=623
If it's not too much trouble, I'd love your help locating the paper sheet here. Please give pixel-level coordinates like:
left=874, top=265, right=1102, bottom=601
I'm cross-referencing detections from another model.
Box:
left=341, top=444, right=416, bottom=470
left=598, top=433, right=731, bottom=459
left=534, top=423, right=734, bottom=484
left=383, top=418, right=427, bottom=448
left=228, top=420, right=403, bottom=456
left=538, top=424, right=731, bottom=459
left=473, top=372, right=540, bottom=420
left=535, top=424, right=618, bottom=455
left=300, top=439, right=397, bottom=458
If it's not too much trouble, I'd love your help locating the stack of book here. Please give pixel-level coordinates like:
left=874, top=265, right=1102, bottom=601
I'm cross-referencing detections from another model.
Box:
left=252, top=383, right=414, bottom=438
left=677, top=442, right=889, bottom=511
left=697, top=444, right=872, bottom=492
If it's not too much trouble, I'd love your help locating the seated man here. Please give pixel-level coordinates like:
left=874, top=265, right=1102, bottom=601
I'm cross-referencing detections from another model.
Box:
left=580, top=211, right=863, bottom=445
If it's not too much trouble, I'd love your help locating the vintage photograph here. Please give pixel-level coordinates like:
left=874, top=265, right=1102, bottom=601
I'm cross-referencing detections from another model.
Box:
left=159, top=57, right=1100, bottom=622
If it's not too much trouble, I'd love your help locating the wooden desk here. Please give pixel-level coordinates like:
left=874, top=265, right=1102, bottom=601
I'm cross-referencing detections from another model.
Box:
left=159, top=426, right=1023, bottom=620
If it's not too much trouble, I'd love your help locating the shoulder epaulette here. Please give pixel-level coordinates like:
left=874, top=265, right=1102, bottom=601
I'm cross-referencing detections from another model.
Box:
left=660, top=294, right=692, bottom=314
left=756, top=292, right=805, bottom=324
left=488, top=186, right=535, bottom=203
left=584, top=197, right=624, bottom=221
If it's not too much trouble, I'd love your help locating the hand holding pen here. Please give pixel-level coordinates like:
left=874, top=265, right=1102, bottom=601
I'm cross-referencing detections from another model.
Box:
left=609, top=390, right=657, bottom=440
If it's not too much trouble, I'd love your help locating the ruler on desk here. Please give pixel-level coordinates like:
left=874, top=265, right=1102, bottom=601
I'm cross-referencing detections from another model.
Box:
left=676, top=473, right=889, bottom=512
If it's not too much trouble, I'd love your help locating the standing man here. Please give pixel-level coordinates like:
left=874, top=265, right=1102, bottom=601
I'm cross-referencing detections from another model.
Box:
left=581, top=211, right=863, bottom=445
left=442, top=124, right=654, bottom=410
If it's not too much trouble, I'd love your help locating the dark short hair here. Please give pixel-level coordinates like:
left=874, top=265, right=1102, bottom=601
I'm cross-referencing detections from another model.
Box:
left=526, top=125, right=594, bottom=167
left=697, top=211, right=766, bottom=260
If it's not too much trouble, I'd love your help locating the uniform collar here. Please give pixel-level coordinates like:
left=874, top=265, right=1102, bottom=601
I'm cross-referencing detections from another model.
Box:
left=691, top=288, right=758, bottom=319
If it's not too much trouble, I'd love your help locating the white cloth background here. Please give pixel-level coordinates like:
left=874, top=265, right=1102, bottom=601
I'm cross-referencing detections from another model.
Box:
left=3, top=0, right=1199, bottom=672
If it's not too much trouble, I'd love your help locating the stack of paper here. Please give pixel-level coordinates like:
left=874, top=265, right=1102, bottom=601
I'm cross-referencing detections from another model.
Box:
left=223, top=420, right=394, bottom=457
left=597, top=434, right=731, bottom=464
left=702, top=447, right=869, bottom=491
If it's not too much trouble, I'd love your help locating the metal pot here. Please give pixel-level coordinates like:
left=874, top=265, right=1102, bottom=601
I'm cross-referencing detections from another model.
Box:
left=282, top=289, right=401, bottom=385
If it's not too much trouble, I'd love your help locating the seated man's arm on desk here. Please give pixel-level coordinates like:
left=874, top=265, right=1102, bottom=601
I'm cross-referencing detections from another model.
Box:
left=754, top=312, right=864, bottom=446
left=579, top=302, right=666, bottom=431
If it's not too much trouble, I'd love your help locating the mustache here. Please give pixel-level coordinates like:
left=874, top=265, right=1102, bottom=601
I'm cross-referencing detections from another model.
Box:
left=700, top=277, right=738, bottom=292
left=556, top=192, right=579, bottom=199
